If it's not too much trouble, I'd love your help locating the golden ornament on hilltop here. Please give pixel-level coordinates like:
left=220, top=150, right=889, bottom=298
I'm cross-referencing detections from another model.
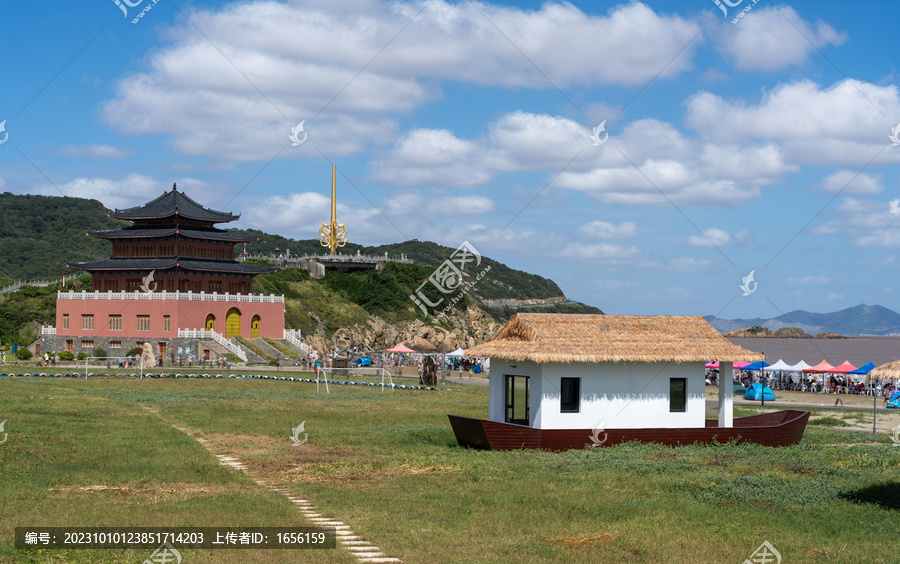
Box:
left=319, top=164, right=348, bottom=256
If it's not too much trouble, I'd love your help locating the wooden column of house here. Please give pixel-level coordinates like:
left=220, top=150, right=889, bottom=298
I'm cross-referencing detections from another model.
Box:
left=718, top=360, right=733, bottom=428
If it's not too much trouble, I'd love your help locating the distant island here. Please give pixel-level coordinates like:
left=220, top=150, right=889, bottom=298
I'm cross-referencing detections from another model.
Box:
left=706, top=304, right=900, bottom=336
left=724, top=326, right=850, bottom=339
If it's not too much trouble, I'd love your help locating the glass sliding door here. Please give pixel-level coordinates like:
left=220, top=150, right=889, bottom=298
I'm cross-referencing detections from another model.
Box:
left=505, top=375, right=530, bottom=425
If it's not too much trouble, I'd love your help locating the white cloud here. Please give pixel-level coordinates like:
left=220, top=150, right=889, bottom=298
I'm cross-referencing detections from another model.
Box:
left=60, top=144, right=134, bottom=158
left=687, top=227, right=731, bottom=247
left=817, top=170, right=883, bottom=195
left=713, top=6, right=846, bottom=72
left=561, top=242, right=647, bottom=263
left=827, top=292, right=843, bottom=300
left=101, top=1, right=700, bottom=161
left=815, top=197, right=900, bottom=247
left=576, top=220, right=637, bottom=239
left=686, top=79, right=900, bottom=167
left=34, top=174, right=221, bottom=211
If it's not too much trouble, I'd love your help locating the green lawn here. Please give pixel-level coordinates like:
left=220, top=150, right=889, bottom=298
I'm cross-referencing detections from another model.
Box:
left=1, top=373, right=898, bottom=563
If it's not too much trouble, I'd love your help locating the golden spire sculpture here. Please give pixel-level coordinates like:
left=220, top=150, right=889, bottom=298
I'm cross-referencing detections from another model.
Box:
left=319, top=164, right=347, bottom=255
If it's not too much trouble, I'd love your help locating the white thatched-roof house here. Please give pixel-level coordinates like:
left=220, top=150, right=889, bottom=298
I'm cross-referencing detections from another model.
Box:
left=465, top=313, right=762, bottom=430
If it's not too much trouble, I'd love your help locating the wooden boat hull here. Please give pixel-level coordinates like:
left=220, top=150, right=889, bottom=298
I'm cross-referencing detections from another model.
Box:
left=448, top=410, right=810, bottom=451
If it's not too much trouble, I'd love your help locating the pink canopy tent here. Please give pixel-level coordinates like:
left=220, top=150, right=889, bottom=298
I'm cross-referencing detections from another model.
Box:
left=386, top=344, right=415, bottom=353
left=803, top=360, right=836, bottom=373
left=830, top=361, right=858, bottom=374
left=705, top=361, right=751, bottom=369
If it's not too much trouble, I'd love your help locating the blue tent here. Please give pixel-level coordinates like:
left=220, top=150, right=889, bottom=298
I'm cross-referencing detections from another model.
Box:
left=849, top=362, right=875, bottom=375
left=744, top=383, right=775, bottom=401
left=742, top=361, right=771, bottom=371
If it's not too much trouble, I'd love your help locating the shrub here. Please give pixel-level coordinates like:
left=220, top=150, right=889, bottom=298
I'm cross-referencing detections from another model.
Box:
left=76, top=352, right=87, bottom=361
left=58, top=351, right=75, bottom=361
left=16, top=349, right=33, bottom=360
left=92, top=347, right=107, bottom=359
left=126, top=347, right=142, bottom=357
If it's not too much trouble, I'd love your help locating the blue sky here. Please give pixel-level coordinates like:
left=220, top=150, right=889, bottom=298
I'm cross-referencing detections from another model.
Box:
left=3, top=1, right=900, bottom=320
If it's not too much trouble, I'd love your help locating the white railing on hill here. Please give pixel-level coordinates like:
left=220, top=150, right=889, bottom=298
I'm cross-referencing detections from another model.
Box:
left=1, top=275, right=79, bottom=294
left=41, top=325, right=56, bottom=335
left=59, top=290, right=284, bottom=303
left=178, top=329, right=248, bottom=361
left=283, top=329, right=312, bottom=355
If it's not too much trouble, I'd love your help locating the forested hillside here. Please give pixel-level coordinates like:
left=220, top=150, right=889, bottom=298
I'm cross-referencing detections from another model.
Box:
left=0, top=194, right=125, bottom=285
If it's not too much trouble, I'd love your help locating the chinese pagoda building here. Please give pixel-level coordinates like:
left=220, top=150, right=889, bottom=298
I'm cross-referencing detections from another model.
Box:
left=42, top=184, right=288, bottom=362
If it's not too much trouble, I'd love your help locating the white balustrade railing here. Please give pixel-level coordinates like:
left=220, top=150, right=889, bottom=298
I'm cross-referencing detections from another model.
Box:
left=0, top=275, right=79, bottom=295
left=178, top=329, right=248, bottom=361
left=283, top=329, right=312, bottom=355
left=58, top=290, right=284, bottom=303
left=41, top=325, right=56, bottom=335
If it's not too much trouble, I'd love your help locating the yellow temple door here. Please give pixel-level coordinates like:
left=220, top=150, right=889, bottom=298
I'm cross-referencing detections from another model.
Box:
left=225, top=308, right=241, bottom=338
left=251, top=315, right=260, bottom=339
left=205, top=314, right=215, bottom=331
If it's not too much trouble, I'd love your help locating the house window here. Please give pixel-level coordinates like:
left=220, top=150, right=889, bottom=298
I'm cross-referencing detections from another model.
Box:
left=137, top=316, right=150, bottom=331
left=163, top=316, right=170, bottom=332
left=109, top=315, right=122, bottom=331
left=560, top=377, right=580, bottom=413
left=670, top=378, right=687, bottom=413
left=65, top=340, right=73, bottom=352
left=229, top=282, right=242, bottom=294
left=126, top=279, right=141, bottom=292
left=208, top=281, right=222, bottom=294
left=110, top=341, right=122, bottom=349
left=81, top=340, right=94, bottom=349
left=63, top=315, right=69, bottom=330
left=81, top=315, right=94, bottom=330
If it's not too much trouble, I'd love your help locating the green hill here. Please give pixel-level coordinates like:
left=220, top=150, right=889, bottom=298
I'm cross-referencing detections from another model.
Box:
left=231, top=231, right=562, bottom=301
left=0, top=193, right=126, bottom=286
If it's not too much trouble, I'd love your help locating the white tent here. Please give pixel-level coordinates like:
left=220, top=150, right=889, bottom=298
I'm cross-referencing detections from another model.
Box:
left=446, top=348, right=466, bottom=357
left=764, top=359, right=792, bottom=372
left=784, top=360, right=812, bottom=372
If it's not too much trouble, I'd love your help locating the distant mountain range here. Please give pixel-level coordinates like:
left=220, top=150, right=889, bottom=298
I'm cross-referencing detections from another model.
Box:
left=705, top=304, right=900, bottom=336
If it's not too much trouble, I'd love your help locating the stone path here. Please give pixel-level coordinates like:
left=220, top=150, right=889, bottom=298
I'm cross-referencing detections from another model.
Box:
left=175, top=426, right=401, bottom=563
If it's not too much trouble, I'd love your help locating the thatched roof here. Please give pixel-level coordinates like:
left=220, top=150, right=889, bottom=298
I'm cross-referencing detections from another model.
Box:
left=867, top=360, right=900, bottom=381
left=464, top=313, right=763, bottom=364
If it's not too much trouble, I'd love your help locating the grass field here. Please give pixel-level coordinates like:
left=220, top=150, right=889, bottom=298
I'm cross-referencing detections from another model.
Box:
left=1, top=372, right=899, bottom=563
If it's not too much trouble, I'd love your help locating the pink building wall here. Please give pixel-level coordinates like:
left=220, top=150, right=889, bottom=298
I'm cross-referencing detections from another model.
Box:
left=55, top=292, right=285, bottom=339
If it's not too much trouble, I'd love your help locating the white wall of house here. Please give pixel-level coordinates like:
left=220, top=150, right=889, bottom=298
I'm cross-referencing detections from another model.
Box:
left=489, top=359, right=707, bottom=430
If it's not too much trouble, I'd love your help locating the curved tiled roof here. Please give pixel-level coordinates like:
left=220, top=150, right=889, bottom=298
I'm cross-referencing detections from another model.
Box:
left=110, top=185, right=238, bottom=222
left=86, top=227, right=258, bottom=242
left=66, top=258, right=275, bottom=275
